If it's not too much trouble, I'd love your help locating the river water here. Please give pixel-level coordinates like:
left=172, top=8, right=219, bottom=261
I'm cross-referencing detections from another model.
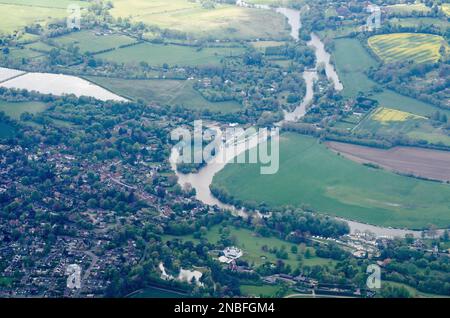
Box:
left=170, top=5, right=424, bottom=238
left=308, top=33, right=344, bottom=91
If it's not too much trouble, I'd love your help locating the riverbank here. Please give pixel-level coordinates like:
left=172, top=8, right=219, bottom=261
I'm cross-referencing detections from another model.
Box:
left=169, top=5, right=434, bottom=237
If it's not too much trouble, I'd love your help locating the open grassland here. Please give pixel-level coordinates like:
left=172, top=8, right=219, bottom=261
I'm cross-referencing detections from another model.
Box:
left=389, top=17, right=449, bottom=30
left=355, top=107, right=450, bottom=147
left=371, top=90, right=450, bottom=118
left=85, top=76, right=242, bottom=113
left=251, top=41, right=286, bottom=51
left=386, top=3, right=431, bottom=14
left=24, top=41, right=54, bottom=52
left=371, top=107, right=426, bottom=122
left=240, top=284, right=283, bottom=297
left=0, top=100, right=47, bottom=120
left=0, top=0, right=88, bottom=34
left=318, top=24, right=358, bottom=39
left=1, top=47, right=44, bottom=62
left=109, top=0, right=288, bottom=40
left=212, top=133, right=450, bottom=229
left=332, top=38, right=379, bottom=97
left=368, top=33, right=447, bottom=64
left=52, top=30, right=137, bottom=54
left=97, top=42, right=245, bottom=66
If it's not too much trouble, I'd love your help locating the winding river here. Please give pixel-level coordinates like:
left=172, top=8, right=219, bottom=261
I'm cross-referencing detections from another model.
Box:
left=170, top=5, right=424, bottom=238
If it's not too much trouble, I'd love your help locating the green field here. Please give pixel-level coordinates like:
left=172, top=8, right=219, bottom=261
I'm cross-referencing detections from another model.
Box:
left=355, top=107, right=450, bottom=147
left=240, top=284, right=282, bottom=297
left=0, top=100, right=47, bottom=120
left=85, top=76, right=242, bottom=113
left=318, top=24, right=358, bottom=39
left=251, top=41, right=286, bottom=52
left=371, top=90, right=450, bottom=118
left=97, top=42, right=245, bottom=67
left=212, top=133, right=450, bottom=229
left=331, top=38, right=448, bottom=118
left=1, top=47, right=44, bottom=61
left=53, top=30, right=137, bottom=54
left=368, top=33, right=447, bottom=64
left=109, top=0, right=288, bottom=40
left=386, top=3, right=431, bottom=14
left=389, top=17, right=449, bottom=30
left=25, top=41, right=54, bottom=52
left=0, top=0, right=88, bottom=34
left=332, top=38, right=379, bottom=97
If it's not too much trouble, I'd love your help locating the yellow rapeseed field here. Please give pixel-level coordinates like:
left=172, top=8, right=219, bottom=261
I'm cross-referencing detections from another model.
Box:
left=368, top=33, right=447, bottom=64
left=371, top=107, right=426, bottom=123
left=442, top=4, right=450, bottom=17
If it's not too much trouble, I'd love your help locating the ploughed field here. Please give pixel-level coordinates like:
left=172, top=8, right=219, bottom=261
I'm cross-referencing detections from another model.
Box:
left=326, top=141, right=450, bottom=182
left=212, top=133, right=450, bottom=229
left=368, top=33, right=447, bottom=64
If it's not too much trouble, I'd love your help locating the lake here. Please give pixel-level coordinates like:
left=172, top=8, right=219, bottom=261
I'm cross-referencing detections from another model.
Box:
left=0, top=68, right=128, bottom=102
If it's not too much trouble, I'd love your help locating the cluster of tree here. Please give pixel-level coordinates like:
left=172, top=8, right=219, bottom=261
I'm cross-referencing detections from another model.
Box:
left=368, top=61, right=449, bottom=110
left=380, top=240, right=450, bottom=296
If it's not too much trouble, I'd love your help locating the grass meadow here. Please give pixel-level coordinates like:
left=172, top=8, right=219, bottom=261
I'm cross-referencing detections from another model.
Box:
left=212, top=133, right=450, bottom=229
left=109, top=0, right=289, bottom=40
left=0, top=100, right=47, bottom=120
left=355, top=107, right=450, bottom=147
left=97, top=42, right=245, bottom=67
left=0, top=0, right=88, bottom=34
left=85, top=76, right=242, bottom=113
left=386, top=3, right=431, bottom=14
left=53, top=31, right=137, bottom=54
left=332, top=38, right=379, bottom=97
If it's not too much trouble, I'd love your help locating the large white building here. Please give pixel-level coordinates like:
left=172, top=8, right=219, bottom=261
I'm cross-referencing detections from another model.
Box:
left=218, top=247, right=243, bottom=264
